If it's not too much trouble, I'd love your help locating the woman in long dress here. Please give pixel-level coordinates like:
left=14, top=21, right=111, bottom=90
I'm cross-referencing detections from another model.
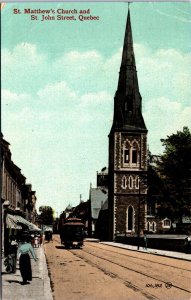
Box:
left=17, top=236, right=38, bottom=285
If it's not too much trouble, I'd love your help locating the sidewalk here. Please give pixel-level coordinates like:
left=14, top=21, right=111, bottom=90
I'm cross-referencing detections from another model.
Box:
left=101, top=241, right=191, bottom=261
left=1, top=245, right=53, bottom=300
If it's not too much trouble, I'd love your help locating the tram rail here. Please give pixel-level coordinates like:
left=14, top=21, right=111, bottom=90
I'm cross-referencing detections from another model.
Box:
left=73, top=246, right=191, bottom=294
left=53, top=235, right=191, bottom=299
left=86, top=242, right=191, bottom=272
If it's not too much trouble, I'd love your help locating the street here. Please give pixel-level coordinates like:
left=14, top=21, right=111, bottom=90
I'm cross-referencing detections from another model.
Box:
left=44, top=235, right=191, bottom=300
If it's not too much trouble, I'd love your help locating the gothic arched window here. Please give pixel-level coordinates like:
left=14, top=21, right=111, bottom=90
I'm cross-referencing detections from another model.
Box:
left=122, top=140, right=139, bottom=168
left=131, top=141, right=139, bottom=165
left=129, top=176, right=133, bottom=189
left=132, top=146, right=137, bottom=164
left=124, top=149, right=129, bottom=164
left=135, top=176, right=139, bottom=189
left=152, top=222, right=156, bottom=232
left=121, top=176, right=127, bottom=189
left=162, top=218, right=171, bottom=228
left=147, top=221, right=150, bottom=231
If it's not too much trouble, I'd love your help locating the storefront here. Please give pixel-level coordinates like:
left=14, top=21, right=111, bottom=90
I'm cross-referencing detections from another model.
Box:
left=4, top=212, right=41, bottom=256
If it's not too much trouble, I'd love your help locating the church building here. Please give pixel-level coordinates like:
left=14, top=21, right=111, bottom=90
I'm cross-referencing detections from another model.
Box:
left=108, top=9, right=148, bottom=240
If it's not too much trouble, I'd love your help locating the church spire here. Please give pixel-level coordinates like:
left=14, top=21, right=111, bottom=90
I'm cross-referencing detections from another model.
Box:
left=120, top=8, right=136, bottom=73
left=111, top=8, right=147, bottom=132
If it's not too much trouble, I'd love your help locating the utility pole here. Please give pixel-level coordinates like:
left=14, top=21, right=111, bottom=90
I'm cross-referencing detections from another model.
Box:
left=137, top=182, right=141, bottom=250
left=137, top=174, right=147, bottom=250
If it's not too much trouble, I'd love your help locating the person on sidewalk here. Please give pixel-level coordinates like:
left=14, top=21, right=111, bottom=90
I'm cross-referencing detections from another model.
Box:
left=34, top=235, right=39, bottom=248
left=39, top=234, right=43, bottom=247
left=143, top=234, right=147, bottom=250
left=8, top=235, right=18, bottom=273
left=184, top=236, right=191, bottom=254
left=17, top=235, right=38, bottom=285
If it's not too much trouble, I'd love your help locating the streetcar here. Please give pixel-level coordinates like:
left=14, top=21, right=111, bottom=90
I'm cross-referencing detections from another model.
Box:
left=59, top=218, right=85, bottom=249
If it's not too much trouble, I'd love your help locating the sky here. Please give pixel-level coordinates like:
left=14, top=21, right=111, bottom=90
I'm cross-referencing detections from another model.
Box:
left=1, top=1, right=191, bottom=216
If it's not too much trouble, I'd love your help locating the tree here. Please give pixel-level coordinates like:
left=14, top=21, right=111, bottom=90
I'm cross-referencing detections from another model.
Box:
left=38, top=206, right=54, bottom=225
left=147, top=152, right=164, bottom=216
left=157, top=127, right=191, bottom=222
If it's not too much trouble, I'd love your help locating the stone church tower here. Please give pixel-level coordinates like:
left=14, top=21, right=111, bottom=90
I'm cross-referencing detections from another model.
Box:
left=108, top=9, right=148, bottom=240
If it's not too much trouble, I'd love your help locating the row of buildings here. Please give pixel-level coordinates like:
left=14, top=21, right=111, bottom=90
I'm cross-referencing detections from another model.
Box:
left=61, top=164, right=172, bottom=240
left=1, top=134, right=38, bottom=255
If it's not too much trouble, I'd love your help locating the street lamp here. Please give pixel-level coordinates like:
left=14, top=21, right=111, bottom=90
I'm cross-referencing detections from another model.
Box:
left=137, top=183, right=141, bottom=250
left=137, top=174, right=147, bottom=250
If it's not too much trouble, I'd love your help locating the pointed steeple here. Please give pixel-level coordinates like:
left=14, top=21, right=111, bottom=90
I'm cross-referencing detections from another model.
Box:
left=111, top=8, right=147, bottom=132
left=120, top=8, right=136, bottom=73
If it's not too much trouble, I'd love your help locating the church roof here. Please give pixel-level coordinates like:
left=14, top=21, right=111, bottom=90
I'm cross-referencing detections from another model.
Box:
left=65, top=204, right=73, bottom=211
left=90, top=187, right=108, bottom=219
left=110, top=9, right=147, bottom=133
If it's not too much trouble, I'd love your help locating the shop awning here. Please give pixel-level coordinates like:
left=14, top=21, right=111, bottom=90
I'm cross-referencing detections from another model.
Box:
left=6, top=214, right=22, bottom=229
left=6, top=214, right=41, bottom=231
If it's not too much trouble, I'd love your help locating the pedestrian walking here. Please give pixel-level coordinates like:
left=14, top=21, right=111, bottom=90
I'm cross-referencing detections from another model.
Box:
left=4, top=235, right=18, bottom=273
left=39, top=234, right=43, bottom=247
left=45, top=230, right=52, bottom=242
left=31, top=234, right=35, bottom=247
left=34, top=235, right=39, bottom=248
left=9, top=235, right=18, bottom=273
left=17, top=235, right=38, bottom=285
left=185, top=236, right=191, bottom=254
left=143, top=234, right=147, bottom=250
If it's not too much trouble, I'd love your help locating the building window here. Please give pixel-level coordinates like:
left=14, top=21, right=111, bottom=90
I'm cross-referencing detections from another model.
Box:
left=126, top=206, right=134, bottom=231
left=162, top=218, right=171, bottom=228
left=124, top=149, right=129, bottom=163
left=135, top=176, right=139, bottom=189
left=132, top=148, right=137, bottom=164
left=121, top=176, right=127, bottom=189
left=122, top=140, right=139, bottom=168
left=147, top=221, right=150, bottom=231
left=152, top=222, right=156, bottom=232
left=6, top=175, right=8, bottom=200
left=129, top=176, right=133, bottom=189
left=147, top=221, right=156, bottom=232
left=131, top=142, right=139, bottom=166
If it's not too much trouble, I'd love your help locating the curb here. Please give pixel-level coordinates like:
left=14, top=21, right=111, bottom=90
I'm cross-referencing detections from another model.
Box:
left=100, top=242, right=191, bottom=261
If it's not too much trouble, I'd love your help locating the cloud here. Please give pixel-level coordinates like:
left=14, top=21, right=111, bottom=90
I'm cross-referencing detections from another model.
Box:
left=2, top=84, right=112, bottom=150
left=134, top=44, right=191, bottom=105
left=2, top=43, right=120, bottom=95
left=1, top=44, right=49, bottom=93
left=80, top=91, right=111, bottom=108
left=144, top=96, right=191, bottom=154
left=3, top=41, right=190, bottom=104
left=37, top=81, right=77, bottom=111
left=52, top=49, right=120, bottom=94
left=1, top=89, right=32, bottom=106
left=2, top=43, right=45, bottom=66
